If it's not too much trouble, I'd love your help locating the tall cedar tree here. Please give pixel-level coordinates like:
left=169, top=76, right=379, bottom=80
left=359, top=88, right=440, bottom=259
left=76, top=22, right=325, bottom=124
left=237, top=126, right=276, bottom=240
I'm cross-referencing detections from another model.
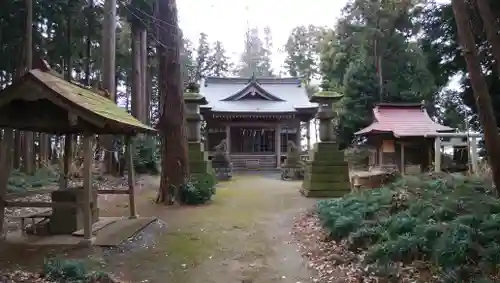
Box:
left=451, top=0, right=500, bottom=195
left=476, top=0, right=500, bottom=76
left=157, top=0, right=189, bottom=204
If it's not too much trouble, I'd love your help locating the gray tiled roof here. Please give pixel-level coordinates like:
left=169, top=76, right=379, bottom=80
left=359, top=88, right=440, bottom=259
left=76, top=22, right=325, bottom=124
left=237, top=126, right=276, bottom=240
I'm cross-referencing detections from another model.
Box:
left=200, top=77, right=317, bottom=113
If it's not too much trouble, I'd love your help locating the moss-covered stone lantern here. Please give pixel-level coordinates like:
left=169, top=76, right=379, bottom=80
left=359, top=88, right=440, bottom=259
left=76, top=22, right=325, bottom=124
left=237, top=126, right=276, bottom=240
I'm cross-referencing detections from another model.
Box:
left=184, top=83, right=207, bottom=142
left=184, top=83, right=212, bottom=176
left=300, top=91, right=350, bottom=198
left=312, top=91, right=343, bottom=142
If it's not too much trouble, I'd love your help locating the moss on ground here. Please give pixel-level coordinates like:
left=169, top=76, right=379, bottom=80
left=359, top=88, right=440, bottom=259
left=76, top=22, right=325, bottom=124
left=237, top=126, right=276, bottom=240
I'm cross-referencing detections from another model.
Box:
left=160, top=230, right=214, bottom=265
left=124, top=176, right=277, bottom=282
left=21, top=175, right=313, bottom=283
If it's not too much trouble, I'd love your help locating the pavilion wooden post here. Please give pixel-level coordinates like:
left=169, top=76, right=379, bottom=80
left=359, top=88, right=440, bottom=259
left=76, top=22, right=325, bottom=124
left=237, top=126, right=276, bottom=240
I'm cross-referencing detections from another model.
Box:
left=275, top=124, right=281, bottom=168
left=0, top=129, right=14, bottom=239
left=81, top=134, right=94, bottom=245
left=434, top=137, right=442, bottom=172
left=125, top=135, right=137, bottom=219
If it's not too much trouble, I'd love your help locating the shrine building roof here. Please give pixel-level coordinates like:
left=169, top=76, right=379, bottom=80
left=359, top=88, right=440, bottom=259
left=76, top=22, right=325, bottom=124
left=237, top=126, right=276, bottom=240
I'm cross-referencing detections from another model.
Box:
left=355, top=102, right=454, bottom=137
left=200, top=76, right=317, bottom=113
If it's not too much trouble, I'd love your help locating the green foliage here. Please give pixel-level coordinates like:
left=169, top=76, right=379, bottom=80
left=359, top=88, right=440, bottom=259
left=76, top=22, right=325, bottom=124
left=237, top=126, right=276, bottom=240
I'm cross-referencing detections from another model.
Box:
left=419, top=1, right=500, bottom=134
left=317, top=174, right=500, bottom=281
left=180, top=173, right=216, bottom=205
left=42, top=258, right=111, bottom=283
left=132, top=136, right=159, bottom=174
left=182, top=34, right=231, bottom=83
left=43, top=258, right=87, bottom=282
left=7, top=167, right=58, bottom=193
left=344, top=146, right=373, bottom=169
left=284, top=25, right=326, bottom=84
left=238, top=27, right=274, bottom=77
left=42, top=258, right=109, bottom=283
left=318, top=0, right=437, bottom=147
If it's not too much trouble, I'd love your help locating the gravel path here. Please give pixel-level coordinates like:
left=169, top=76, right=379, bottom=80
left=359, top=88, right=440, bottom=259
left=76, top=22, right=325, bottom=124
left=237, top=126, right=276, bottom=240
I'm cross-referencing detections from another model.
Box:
left=107, top=173, right=317, bottom=283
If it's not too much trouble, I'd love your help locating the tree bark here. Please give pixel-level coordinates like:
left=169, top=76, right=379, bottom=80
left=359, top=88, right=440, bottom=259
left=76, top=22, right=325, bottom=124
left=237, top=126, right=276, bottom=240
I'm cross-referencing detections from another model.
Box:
left=102, top=0, right=117, bottom=175
left=131, top=24, right=144, bottom=122
left=146, top=55, right=152, bottom=123
left=22, top=0, right=34, bottom=175
left=157, top=0, right=189, bottom=205
left=452, top=0, right=500, bottom=195
left=13, top=38, right=26, bottom=170
left=140, top=29, right=149, bottom=123
left=85, top=0, right=93, bottom=86
left=475, top=0, right=500, bottom=76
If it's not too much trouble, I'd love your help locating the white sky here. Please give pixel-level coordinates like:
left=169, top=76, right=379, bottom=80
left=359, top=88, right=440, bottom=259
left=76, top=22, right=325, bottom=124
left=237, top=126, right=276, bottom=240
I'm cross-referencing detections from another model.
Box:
left=177, top=0, right=452, bottom=74
left=177, top=0, right=347, bottom=73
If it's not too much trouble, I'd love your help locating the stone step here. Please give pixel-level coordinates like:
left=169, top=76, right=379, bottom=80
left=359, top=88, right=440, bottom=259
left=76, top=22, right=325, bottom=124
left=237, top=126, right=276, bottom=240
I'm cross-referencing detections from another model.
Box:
left=230, top=154, right=277, bottom=169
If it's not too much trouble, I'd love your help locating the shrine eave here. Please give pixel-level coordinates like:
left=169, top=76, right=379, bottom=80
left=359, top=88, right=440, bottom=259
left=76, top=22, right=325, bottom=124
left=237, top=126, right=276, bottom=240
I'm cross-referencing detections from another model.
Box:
left=206, top=111, right=296, bottom=120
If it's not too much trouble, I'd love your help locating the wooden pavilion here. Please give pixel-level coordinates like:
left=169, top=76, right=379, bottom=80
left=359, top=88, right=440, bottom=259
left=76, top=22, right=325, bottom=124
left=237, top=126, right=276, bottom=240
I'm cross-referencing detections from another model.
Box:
left=0, top=60, right=155, bottom=246
left=200, top=76, right=317, bottom=169
left=354, top=102, right=455, bottom=174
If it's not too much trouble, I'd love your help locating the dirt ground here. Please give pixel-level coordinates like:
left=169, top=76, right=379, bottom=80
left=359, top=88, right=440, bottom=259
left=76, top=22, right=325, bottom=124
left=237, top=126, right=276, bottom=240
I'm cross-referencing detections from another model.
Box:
left=0, top=173, right=319, bottom=283
left=108, top=173, right=317, bottom=283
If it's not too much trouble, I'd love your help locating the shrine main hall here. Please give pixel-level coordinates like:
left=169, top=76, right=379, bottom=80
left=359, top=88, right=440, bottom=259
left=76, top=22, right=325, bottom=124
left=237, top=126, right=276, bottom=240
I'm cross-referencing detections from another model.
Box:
left=200, top=76, right=317, bottom=169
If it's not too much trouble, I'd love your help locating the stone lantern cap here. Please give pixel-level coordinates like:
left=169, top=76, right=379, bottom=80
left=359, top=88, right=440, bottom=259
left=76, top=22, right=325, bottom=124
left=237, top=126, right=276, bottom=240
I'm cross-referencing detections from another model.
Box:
left=310, top=91, right=343, bottom=104
left=184, top=83, right=208, bottom=105
left=184, top=92, right=208, bottom=105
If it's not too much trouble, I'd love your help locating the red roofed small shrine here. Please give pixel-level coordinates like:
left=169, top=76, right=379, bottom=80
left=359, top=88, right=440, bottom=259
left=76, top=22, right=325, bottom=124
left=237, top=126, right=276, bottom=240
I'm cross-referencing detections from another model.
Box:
left=355, top=102, right=455, bottom=174
left=355, top=102, right=453, bottom=137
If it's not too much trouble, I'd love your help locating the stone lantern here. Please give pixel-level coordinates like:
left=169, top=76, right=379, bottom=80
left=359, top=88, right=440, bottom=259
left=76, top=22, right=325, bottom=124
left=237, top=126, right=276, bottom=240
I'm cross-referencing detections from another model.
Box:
left=300, top=91, right=350, bottom=198
left=311, top=91, right=343, bottom=142
left=184, top=83, right=212, bottom=175
left=184, top=83, right=208, bottom=142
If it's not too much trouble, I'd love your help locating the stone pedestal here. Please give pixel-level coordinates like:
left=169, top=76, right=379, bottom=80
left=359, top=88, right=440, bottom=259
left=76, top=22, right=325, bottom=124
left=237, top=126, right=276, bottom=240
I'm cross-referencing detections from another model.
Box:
left=188, top=142, right=213, bottom=175
left=184, top=84, right=215, bottom=180
left=212, top=139, right=232, bottom=181
left=281, top=141, right=304, bottom=180
left=49, top=187, right=99, bottom=234
left=301, top=91, right=350, bottom=197
left=301, top=142, right=350, bottom=197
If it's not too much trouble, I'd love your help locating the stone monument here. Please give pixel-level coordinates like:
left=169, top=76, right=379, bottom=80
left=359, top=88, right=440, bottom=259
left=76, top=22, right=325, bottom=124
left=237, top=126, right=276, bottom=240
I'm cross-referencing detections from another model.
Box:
left=184, top=83, right=213, bottom=177
left=49, top=186, right=99, bottom=234
left=212, top=139, right=232, bottom=180
left=301, top=91, right=350, bottom=197
left=281, top=141, right=304, bottom=180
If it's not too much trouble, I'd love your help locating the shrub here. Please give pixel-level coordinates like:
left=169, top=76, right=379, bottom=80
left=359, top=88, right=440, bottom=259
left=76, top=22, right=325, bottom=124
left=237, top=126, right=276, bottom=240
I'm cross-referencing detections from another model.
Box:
left=180, top=173, right=216, bottom=205
left=43, top=258, right=89, bottom=282
left=7, top=167, right=58, bottom=193
left=42, top=258, right=112, bottom=283
left=317, top=173, right=500, bottom=281
left=132, top=136, right=159, bottom=174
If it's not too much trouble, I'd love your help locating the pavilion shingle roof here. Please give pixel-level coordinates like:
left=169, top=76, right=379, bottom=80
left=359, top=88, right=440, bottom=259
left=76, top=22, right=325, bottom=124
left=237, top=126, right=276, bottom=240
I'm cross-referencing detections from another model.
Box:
left=355, top=103, right=454, bottom=137
left=0, top=66, right=156, bottom=134
left=34, top=70, right=156, bottom=133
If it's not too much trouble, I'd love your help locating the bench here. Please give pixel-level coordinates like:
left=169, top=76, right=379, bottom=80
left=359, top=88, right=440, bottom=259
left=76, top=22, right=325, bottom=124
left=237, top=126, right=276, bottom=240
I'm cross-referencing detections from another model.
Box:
left=10, top=209, right=52, bottom=236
